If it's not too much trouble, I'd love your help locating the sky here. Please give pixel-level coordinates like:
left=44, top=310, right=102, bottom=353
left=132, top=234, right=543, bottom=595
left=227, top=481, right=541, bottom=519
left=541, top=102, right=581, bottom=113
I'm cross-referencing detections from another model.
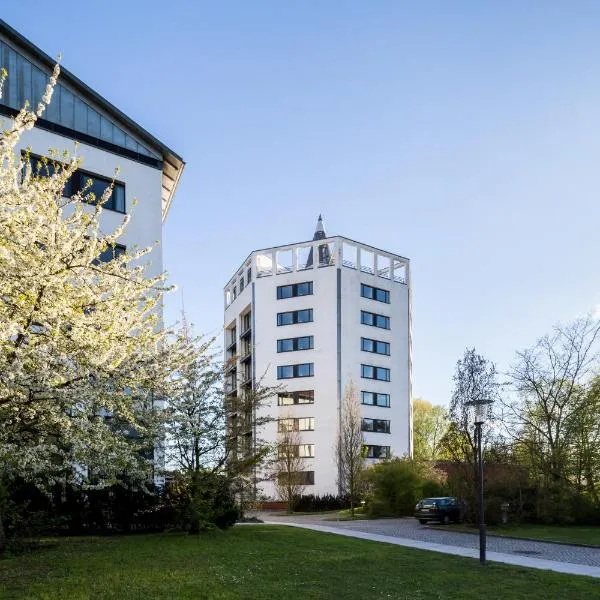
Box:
left=4, top=1, right=600, bottom=406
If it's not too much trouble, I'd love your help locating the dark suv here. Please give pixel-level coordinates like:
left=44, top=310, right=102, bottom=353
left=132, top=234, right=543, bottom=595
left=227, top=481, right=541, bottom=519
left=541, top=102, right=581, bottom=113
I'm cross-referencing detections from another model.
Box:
left=415, top=497, right=461, bottom=525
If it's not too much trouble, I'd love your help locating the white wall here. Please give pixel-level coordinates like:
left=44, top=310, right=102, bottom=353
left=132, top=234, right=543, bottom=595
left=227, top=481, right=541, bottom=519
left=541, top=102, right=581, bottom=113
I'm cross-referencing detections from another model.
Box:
left=224, top=238, right=412, bottom=499
left=17, top=127, right=164, bottom=278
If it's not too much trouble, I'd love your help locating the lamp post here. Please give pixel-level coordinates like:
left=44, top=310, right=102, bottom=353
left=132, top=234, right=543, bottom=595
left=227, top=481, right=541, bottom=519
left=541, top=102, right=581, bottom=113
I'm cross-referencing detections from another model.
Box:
left=467, top=398, right=493, bottom=565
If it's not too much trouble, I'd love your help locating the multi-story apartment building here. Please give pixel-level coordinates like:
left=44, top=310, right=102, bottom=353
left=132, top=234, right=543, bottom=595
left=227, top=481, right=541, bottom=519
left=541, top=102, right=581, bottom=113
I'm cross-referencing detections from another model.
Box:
left=0, top=20, right=184, bottom=479
left=224, top=216, right=411, bottom=497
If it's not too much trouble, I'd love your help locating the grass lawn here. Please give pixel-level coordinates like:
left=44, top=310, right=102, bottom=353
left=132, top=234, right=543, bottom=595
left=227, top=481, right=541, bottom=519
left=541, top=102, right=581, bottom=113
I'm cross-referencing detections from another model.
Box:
left=1, top=526, right=599, bottom=599
left=432, top=523, right=600, bottom=546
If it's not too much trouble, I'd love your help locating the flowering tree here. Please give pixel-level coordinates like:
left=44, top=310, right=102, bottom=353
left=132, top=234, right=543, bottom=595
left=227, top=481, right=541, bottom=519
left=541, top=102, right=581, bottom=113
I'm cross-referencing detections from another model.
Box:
left=0, top=65, right=192, bottom=551
left=165, top=326, right=278, bottom=526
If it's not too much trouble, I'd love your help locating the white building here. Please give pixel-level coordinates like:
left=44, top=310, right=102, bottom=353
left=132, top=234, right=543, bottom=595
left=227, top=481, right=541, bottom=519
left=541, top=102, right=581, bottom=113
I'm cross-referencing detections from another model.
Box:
left=224, top=217, right=412, bottom=497
left=0, top=20, right=184, bottom=478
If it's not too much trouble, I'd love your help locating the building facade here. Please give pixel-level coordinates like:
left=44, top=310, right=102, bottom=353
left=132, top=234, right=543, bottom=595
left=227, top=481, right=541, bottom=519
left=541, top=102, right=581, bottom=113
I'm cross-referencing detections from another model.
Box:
left=224, top=217, right=412, bottom=497
left=0, top=20, right=184, bottom=480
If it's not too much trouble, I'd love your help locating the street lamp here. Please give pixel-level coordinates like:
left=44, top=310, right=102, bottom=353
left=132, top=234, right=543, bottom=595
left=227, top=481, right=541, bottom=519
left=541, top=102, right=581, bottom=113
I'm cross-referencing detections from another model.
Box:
left=466, top=397, right=493, bottom=565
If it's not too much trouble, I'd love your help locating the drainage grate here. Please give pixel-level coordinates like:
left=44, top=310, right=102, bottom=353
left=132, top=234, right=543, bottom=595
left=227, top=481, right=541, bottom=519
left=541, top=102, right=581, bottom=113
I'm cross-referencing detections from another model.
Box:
left=513, top=550, right=543, bottom=556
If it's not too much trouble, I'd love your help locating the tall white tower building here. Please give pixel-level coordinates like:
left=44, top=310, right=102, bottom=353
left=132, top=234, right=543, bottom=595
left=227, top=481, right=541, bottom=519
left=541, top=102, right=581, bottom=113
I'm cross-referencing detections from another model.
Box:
left=224, top=217, right=411, bottom=497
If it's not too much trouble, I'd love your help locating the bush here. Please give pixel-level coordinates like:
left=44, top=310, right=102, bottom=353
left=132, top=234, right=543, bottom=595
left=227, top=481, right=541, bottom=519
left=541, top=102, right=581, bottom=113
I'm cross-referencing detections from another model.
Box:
left=362, top=458, right=447, bottom=517
left=166, top=471, right=239, bottom=533
left=293, top=494, right=350, bottom=512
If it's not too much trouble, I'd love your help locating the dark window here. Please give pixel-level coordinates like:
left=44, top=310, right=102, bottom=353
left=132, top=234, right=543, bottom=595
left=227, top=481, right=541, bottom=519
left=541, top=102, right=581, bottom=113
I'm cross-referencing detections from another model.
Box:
left=277, top=363, right=314, bottom=379
left=361, top=337, right=390, bottom=355
left=277, top=281, right=313, bottom=299
left=95, top=243, right=126, bottom=264
left=361, top=392, right=390, bottom=407
left=276, top=471, right=315, bottom=485
left=361, top=364, right=390, bottom=381
left=247, top=268, right=252, bottom=284
left=278, top=444, right=314, bottom=458
left=242, top=313, right=251, bottom=332
left=278, top=390, right=314, bottom=405
left=25, top=154, right=126, bottom=213
left=364, top=445, right=391, bottom=459
left=361, top=310, right=390, bottom=329
left=361, top=283, right=390, bottom=303
left=277, top=336, right=314, bottom=352
left=362, top=418, right=391, bottom=433
left=278, top=417, right=315, bottom=432
left=239, top=277, right=244, bottom=291
left=277, top=309, right=313, bottom=326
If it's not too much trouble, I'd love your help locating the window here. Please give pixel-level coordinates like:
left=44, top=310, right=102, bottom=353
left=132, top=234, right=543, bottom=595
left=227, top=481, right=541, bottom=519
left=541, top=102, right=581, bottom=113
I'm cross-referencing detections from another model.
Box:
left=25, top=154, right=126, bottom=213
left=278, top=390, right=314, bottom=405
left=227, top=327, right=237, bottom=348
left=278, top=417, right=315, bottom=432
left=277, top=336, right=314, bottom=352
left=361, top=283, right=390, bottom=304
left=277, top=471, right=315, bottom=485
left=95, top=243, right=126, bottom=264
left=361, top=364, right=391, bottom=381
left=361, top=392, right=390, bottom=407
left=239, top=277, right=244, bottom=292
left=361, top=337, right=390, bottom=355
left=233, top=286, right=237, bottom=300
left=277, top=309, right=313, bottom=326
left=277, top=281, right=313, bottom=299
left=247, top=267, right=252, bottom=284
left=362, top=418, right=391, bottom=433
left=241, top=313, right=251, bottom=333
left=278, top=444, right=315, bottom=458
left=361, top=310, right=390, bottom=329
left=364, top=445, right=391, bottom=459
left=277, top=363, right=314, bottom=379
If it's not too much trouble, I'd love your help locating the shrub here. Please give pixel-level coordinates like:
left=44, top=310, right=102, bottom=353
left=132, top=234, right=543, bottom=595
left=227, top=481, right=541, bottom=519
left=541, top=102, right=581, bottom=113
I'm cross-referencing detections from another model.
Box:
left=166, top=471, right=239, bottom=533
left=362, top=458, right=447, bottom=517
left=293, top=494, right=350, bottom=512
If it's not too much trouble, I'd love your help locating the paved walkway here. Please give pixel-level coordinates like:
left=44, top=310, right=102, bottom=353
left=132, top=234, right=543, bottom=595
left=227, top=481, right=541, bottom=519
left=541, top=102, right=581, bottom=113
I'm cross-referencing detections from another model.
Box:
left=253, top=513, right=600, bottom=578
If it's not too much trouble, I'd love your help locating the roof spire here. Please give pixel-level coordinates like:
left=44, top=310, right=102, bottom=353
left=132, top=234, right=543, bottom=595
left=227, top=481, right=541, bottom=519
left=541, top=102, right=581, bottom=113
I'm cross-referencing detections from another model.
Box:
left=313, top=214, right=326, bottom=240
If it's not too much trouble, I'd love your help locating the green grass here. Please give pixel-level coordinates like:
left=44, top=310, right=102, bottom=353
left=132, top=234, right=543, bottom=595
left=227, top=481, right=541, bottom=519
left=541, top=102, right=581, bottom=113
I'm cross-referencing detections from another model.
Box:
left=1, top=526, right=599, bottom=599
left=432, top=523, right=600, bottom=546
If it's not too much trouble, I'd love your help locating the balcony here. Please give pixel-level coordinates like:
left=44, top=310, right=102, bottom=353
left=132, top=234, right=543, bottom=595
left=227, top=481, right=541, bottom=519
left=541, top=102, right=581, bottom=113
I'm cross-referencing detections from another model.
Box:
left=226, top=338, right=237, bottom=352
left=240, top=348, right=252, bottom=363
left=240, top=326, right=252, bottom=339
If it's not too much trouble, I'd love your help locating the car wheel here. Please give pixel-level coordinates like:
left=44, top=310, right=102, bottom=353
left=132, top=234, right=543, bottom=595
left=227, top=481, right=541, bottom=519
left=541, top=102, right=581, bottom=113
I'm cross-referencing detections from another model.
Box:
left=442, top=515, right=450, bottom=525
left=419, top=519, right=427, bottom=525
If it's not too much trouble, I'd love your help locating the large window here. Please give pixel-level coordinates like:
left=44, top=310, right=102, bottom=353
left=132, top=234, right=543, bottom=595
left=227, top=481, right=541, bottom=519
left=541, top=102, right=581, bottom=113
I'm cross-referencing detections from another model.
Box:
left=277, top=363, right=314, bottom=379
left=361, top=337, right=390, bottom=355
left=278, top=444, right=315, bottom=458
left=278, top=417, right=315, bottom=432
left=277, top=336, right=314, bottom=352
left=94, top=243, right=126, bottom=264
left=278, top=390, right=314, bottom=405
left=277, top=309, right=313, bottom=326
left=241, top=312, right=251, bottom=333
left=361, top=364, right=390, bottom=382
left=277, top=281, right=313, bottom=299
left=361, top=392, right=390, bottom=408
left=364, top=445, right=391, bottom=459
left=360, top=310, right=390, bottom=329
left=25, top=154, right=126, bottom=213
left=362, top=418, right=391, bottom=434
left=361, top=283, right=390, bottom=303
left=276, top=471, right=315, bottom=485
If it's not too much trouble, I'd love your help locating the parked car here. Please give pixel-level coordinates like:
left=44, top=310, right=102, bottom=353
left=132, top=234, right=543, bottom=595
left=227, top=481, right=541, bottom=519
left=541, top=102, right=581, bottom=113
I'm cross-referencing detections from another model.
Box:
left=414, top=497, right=462, bottom=525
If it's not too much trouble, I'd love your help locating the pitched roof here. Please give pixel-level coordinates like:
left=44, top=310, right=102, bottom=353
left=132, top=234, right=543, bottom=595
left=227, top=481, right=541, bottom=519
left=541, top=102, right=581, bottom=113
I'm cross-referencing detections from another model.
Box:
left=0, top=19, right=184, bottom=220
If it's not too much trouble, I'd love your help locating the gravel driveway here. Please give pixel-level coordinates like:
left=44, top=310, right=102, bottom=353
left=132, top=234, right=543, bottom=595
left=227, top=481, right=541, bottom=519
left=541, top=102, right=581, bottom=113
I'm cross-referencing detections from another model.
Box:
left=257, top=512, right=600, bottom=568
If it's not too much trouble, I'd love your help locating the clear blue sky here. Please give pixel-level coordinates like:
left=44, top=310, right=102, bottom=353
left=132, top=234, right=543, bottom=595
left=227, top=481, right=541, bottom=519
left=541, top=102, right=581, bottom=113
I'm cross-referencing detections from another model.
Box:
left=5, top=1, right=600, bottom=406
